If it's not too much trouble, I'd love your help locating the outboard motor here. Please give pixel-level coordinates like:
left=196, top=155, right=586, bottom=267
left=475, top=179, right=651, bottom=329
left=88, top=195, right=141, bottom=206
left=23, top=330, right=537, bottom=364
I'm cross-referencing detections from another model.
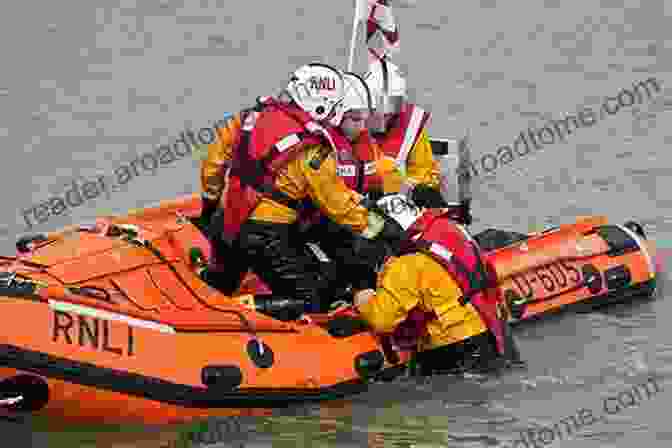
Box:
left=430, top=135, right=473, bottom=225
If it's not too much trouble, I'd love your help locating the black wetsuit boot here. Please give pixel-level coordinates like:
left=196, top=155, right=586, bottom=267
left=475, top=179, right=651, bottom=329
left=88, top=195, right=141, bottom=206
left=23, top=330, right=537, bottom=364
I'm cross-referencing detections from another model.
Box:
left=236, top=220, right=329, bottom=321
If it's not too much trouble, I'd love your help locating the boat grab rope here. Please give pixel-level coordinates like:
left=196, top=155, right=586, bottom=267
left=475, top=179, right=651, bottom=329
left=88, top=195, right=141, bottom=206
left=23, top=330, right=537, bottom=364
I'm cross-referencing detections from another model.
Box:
left=0, top=270, right=115, bottom=307
left=121, top=228, right=267, bottom=357
left=8, top=221, right=268, bottom=357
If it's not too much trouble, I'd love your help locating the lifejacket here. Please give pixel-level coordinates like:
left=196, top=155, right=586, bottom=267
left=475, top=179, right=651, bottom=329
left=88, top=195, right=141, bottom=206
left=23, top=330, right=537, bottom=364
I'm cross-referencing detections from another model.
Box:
left=394, top=210, right=508, bottom=355
left=334, top=130, right=384, bottom=194
left=376, top=103, right=431, bottom=174
left=219, top=96, right=351, bottom=242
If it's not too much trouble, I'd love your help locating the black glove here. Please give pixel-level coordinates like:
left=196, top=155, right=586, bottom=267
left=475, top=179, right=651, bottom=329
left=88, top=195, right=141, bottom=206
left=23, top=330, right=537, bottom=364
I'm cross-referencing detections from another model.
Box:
left=350, top=237, right=391, bottom=290
left=365, top=187, right=385, bottom=202
left=410, top=185, right=447, bottom=208
left=359, top=195, right=406, bottom=245
left=353, top=236, right=389, bottom=267
left=377, top=215, right=405, bottom=242
left=359, top=195, right=380, bottom=213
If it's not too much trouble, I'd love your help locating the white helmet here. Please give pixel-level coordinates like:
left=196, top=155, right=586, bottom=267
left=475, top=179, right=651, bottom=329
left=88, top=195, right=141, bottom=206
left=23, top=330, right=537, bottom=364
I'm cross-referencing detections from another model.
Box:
left=286, top=63, right=346, bottom=123
left=342, top=72, right=376, bottom=113
left=328, top=72, right=376, bottom=127
left=364, top=58, right=406, bottom=115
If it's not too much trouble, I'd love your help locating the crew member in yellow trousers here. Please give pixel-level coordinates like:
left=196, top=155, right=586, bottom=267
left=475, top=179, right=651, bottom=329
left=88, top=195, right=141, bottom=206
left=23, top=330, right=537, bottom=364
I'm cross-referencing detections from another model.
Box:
left=350, top=195, right=520, bottom=375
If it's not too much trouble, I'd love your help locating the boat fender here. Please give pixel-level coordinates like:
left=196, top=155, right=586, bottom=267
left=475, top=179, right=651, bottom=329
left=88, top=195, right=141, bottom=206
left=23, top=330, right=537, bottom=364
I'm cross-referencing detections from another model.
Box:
left=354, top=350, right=385, bottom=379
left=0, top=375, right=50, bottom=413
left=15, top=234, right=48, bottom=253
left=201, top=365, right=243, bottom=390
left=246, top=339, right=274, bottom=368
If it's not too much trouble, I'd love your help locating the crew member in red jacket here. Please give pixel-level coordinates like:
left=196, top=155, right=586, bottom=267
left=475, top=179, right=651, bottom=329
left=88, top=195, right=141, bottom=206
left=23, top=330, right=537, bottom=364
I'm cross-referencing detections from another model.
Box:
left=364, top=58, right=446, bottom=207
left=352, top=199, right=522, bottom=375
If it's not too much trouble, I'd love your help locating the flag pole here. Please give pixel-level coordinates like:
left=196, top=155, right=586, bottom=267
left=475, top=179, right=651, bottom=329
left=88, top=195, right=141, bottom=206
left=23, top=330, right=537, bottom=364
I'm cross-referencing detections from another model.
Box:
left=347, top=0, right=362, bottom=72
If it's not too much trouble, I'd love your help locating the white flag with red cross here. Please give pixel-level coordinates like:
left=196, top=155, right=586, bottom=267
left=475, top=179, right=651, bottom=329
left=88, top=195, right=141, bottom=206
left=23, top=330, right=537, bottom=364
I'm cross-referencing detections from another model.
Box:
left=349, top=0, right=402, bottom=71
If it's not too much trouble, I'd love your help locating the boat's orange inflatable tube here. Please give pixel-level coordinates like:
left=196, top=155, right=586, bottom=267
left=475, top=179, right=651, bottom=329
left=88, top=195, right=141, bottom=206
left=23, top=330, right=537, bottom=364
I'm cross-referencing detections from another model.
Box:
left=486, top=219, right=657, bottom=322
left=487, top=227, right=611, bottom=281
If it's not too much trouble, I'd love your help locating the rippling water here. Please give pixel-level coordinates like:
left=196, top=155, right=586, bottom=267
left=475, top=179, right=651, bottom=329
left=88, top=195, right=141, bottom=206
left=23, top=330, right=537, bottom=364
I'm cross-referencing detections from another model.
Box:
left=0, top=0, right=670, bottom=446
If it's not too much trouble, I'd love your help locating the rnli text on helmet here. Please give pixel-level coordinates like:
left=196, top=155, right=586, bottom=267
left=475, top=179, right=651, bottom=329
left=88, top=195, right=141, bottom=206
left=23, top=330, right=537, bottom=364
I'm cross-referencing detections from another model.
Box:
left=310, top=76, right=336, bottom=91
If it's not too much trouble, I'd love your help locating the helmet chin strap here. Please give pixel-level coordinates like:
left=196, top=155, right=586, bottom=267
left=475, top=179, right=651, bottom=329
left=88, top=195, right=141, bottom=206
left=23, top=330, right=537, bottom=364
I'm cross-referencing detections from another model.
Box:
left=380, top=57, right=390, bottom=96
left=380, top=57, right=391, bottom=114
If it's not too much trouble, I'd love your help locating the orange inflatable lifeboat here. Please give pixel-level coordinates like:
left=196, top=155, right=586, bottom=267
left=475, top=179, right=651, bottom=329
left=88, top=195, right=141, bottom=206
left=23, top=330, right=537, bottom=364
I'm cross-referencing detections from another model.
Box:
left=0, top=195, right=410, bottom=426
left=0, top=191, right=658, bottom=426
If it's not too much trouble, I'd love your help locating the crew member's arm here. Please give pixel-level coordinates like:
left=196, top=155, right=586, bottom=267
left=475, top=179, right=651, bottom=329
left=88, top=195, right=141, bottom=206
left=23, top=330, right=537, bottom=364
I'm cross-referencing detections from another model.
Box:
left=199, top=113, right=241, bottom=203
left=404, top=129, right=439, bottom=191
left=404, top=129, right=453, bottom=208
left=299, top=145, right=370, bottom=233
